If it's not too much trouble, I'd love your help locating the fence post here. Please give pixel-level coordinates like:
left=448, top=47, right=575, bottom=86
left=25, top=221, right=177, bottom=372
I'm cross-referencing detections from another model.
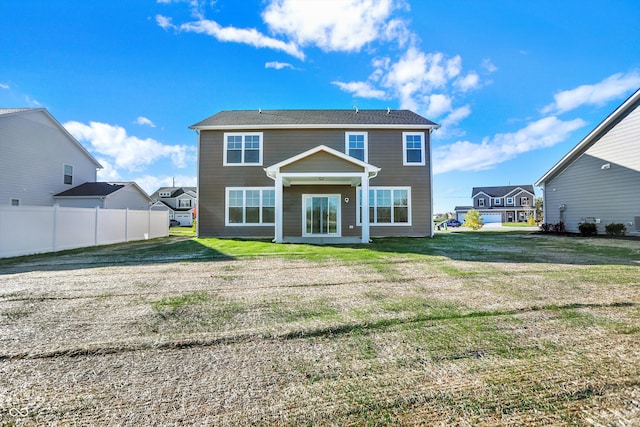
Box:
left=95, top=206, right=100, bottom=246
left=125, top=208, right=129, bottom=242
left=52, top=204, right=58, bottom=252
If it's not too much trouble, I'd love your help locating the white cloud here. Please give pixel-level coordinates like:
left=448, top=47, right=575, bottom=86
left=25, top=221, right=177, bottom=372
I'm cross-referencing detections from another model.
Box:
left=331, top=81, right=387, bottom=99
left=265, top=61, right=295, bottom=70
left=425, top=94, right=452, bottom=118
left=0, top=83, right=9, bottom=90
left=263, top=0, right=401, bottom=52
left=96, top=158, right=123, bottom=181
left=542, top=71, right=640, bottom=114
left=454, top=72, right=480, bottom=92
left=64, top=121, right=195, bottom=171
left=433, top=116, right=587, bottom=174
left=135, top=116, right=156, bottom=127
left=156, top=14, right=305, bottom=60
left=481, top=58, right=498, bottom=73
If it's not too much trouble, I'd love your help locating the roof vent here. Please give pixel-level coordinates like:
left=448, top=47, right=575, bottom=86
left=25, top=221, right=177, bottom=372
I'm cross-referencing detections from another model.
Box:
left=387, top=107, right=391, bottom=114
left=354, top=105, right=358, bottom=113
left=259, top=108, right=262, bottom=114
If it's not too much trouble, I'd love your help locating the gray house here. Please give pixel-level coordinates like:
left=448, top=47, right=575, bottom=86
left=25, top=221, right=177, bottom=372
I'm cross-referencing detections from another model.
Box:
left=191, top=109, right=439, bottom=243
left=0, top=108, right=102, bottom=206
left=455, top=185, right=536, bottom=223
left=150, top=187, right=197, bottom=226
left=535, top=88, right=640, bottom=234
left=54, top=182, right=152, bottom=210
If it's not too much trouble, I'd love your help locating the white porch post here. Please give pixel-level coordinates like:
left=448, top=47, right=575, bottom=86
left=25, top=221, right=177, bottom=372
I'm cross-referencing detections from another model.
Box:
left=361, top=173, right=370, bottom=243
left=274, top=173, right=283, bottom=243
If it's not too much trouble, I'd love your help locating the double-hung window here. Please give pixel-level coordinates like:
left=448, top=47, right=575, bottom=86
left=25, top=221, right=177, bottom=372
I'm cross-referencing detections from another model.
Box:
left=494, top=198, right=501, bottom=205
left=226, top=188, right=275, bottom=225
left=345, top=132, right=367, bottom=162
left=478, top=198, right=485, bottom=207
left=402, top=132, right=425, bottom=165
left=63, top=164, right=73, bottom=185
left=224, top=132, right=263, bottom=166
left=178, top=199, right=192, bottom=208
left=357, top=187, right=410, bottom=225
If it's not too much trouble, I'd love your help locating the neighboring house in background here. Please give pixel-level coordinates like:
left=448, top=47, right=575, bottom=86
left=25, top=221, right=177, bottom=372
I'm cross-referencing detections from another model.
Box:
left=0, top=108, right=102, bottom=206
left=190, top=109, right=439, bottom=243
left=54, top=182, right=152, bottom=210
left=150, top=187, right=197, bottom=226
left=455, top=185, right=536, bottom=224
left=535, top=88, right=640, bottom=234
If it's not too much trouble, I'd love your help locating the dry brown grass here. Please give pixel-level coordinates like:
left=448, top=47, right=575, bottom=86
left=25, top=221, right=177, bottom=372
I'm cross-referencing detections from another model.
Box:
left=0, top=234, right=639, bottom=425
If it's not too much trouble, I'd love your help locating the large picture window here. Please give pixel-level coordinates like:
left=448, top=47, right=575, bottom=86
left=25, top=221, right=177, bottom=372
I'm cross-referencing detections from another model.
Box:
left=226, top=188, right=275, bottom=225
left=357, top=187, right=410, bottom=225
left=402, top=132, right=425, bottom=165
left=345, top=132, right=368, bottom=162
left=224, top=133, right=263, bottom=165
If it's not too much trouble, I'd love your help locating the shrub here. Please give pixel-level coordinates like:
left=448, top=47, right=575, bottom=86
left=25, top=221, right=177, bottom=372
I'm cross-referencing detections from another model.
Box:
left=578, top=222, right=598, bottom=236
left=463, top=209, right=484, bottom=230
left=605, top=223, right=626, bottom=237
left=552, top=222, right=566, bottom=234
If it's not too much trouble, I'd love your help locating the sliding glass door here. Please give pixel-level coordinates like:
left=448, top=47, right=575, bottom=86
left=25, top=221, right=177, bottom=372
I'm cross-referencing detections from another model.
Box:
left=303, top=195, right=340, bottom=236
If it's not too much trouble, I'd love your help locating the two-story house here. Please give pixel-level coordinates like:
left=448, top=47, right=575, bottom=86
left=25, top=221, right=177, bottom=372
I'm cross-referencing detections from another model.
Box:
left=536, top=88, right=640, bottom=234
left=191, top=109, right=439, bottom=243
left=455, top=185, right=535, bottom=224
left=150, top=187, right=197, bottom=226
left=0, top=108, right=102, bottom=206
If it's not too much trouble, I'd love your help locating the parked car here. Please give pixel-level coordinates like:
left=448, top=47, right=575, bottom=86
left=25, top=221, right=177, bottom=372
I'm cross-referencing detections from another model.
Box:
left=169, top=219, right=180, bottom=227
left=446, top=219, right=462, bottom=227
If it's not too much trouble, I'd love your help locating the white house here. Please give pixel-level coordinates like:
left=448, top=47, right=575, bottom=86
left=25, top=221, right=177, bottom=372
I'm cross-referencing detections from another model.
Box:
left=0, top=108, right=102, bottom=206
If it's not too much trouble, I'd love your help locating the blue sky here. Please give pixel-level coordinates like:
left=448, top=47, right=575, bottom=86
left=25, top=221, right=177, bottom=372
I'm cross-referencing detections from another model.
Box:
left=1, top=0, right=639, bottom=213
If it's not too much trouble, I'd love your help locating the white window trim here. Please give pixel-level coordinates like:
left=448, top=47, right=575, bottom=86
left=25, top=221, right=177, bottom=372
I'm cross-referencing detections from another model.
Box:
left=478, top=198, right=485, bottom=207
left=63, top=163, right=74, bottom=185
left=356, top=186, right=412, bottom=226
left=301, top=194, right=342, bottom=237
left=506, top=197, right=514, bottom=205
left=345, top=132, right=368, bottom=163
left=402, top=132, right=426, bottom=166
left=520, top=196, right=530, bottom=206
left=223, top=132, right=264, bottom=166
left=493, top=198, right=501, bottom=205
left=225, top=187, right=275, bottom=226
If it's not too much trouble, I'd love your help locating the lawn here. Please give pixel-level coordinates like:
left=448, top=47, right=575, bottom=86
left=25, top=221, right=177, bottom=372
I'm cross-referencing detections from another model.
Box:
left=0, top=232, right=639, bottom=425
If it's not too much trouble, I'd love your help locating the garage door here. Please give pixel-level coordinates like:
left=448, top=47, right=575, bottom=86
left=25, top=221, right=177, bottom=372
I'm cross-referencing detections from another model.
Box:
left=480, top=213, right=502, bottom=223
left=174, top=213, right=192, bottom=226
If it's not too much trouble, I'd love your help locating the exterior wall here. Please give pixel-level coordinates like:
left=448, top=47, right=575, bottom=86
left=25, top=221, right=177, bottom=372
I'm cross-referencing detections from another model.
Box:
left=198, top=127, right=433, bottom=238
left=542, top=105, right=640, bottom=233
left=0, top=110, right=98, bottom=206
left=55, top=197, right=106, bottom=209
left=104, top=186, right=151, bottom=210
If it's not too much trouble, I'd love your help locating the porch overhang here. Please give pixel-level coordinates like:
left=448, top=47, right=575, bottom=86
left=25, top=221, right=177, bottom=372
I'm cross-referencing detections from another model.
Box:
left=264, top=145, right=380, bottom=244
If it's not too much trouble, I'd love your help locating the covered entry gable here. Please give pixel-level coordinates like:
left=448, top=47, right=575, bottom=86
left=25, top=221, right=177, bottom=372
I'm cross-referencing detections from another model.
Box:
left=265, top=145, right=380, bottom=243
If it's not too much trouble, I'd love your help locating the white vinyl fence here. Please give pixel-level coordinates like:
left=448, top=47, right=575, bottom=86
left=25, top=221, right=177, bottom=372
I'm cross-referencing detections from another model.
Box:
left=0, top=206, right=169, bottom=258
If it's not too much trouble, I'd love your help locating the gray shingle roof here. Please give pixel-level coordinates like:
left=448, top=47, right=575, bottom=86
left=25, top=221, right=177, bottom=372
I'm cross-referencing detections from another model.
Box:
left=150, top=187, right=197, bottom=199
left=472, top=185, right=535, bottom=198
left=54, top=182, right=125, bottom=197
left=190, top=109, right=438, bottom=129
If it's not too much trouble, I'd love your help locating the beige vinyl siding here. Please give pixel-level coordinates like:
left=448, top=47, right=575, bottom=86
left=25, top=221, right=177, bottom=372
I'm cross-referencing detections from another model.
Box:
left=198, top=127, right=433, bottom=238
left=543, top=105, right=640, bottom=233
left=282, top=151, right=363, bottom=173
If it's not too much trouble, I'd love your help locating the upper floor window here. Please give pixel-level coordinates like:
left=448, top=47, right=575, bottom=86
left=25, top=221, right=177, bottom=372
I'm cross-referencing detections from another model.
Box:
left=159, top=191, right=172, bottom=198
left=506, top=197, right=514, bottom=205
left=10, top=199, right=20, bottom=206
left=520, top=197, right=530, bottom=206
left=178, top=199, right=192, bottom=208
left=224, top=132, right=263, bottom=166
left=63, top=164, right=73, bottom=185
left=478, top=198, right=485, bottom=207
left=493, top=198, right=501, bottom=205
left=402, top=132, right=425, bottom=165
left=345, top=132, right=368, bottom=162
